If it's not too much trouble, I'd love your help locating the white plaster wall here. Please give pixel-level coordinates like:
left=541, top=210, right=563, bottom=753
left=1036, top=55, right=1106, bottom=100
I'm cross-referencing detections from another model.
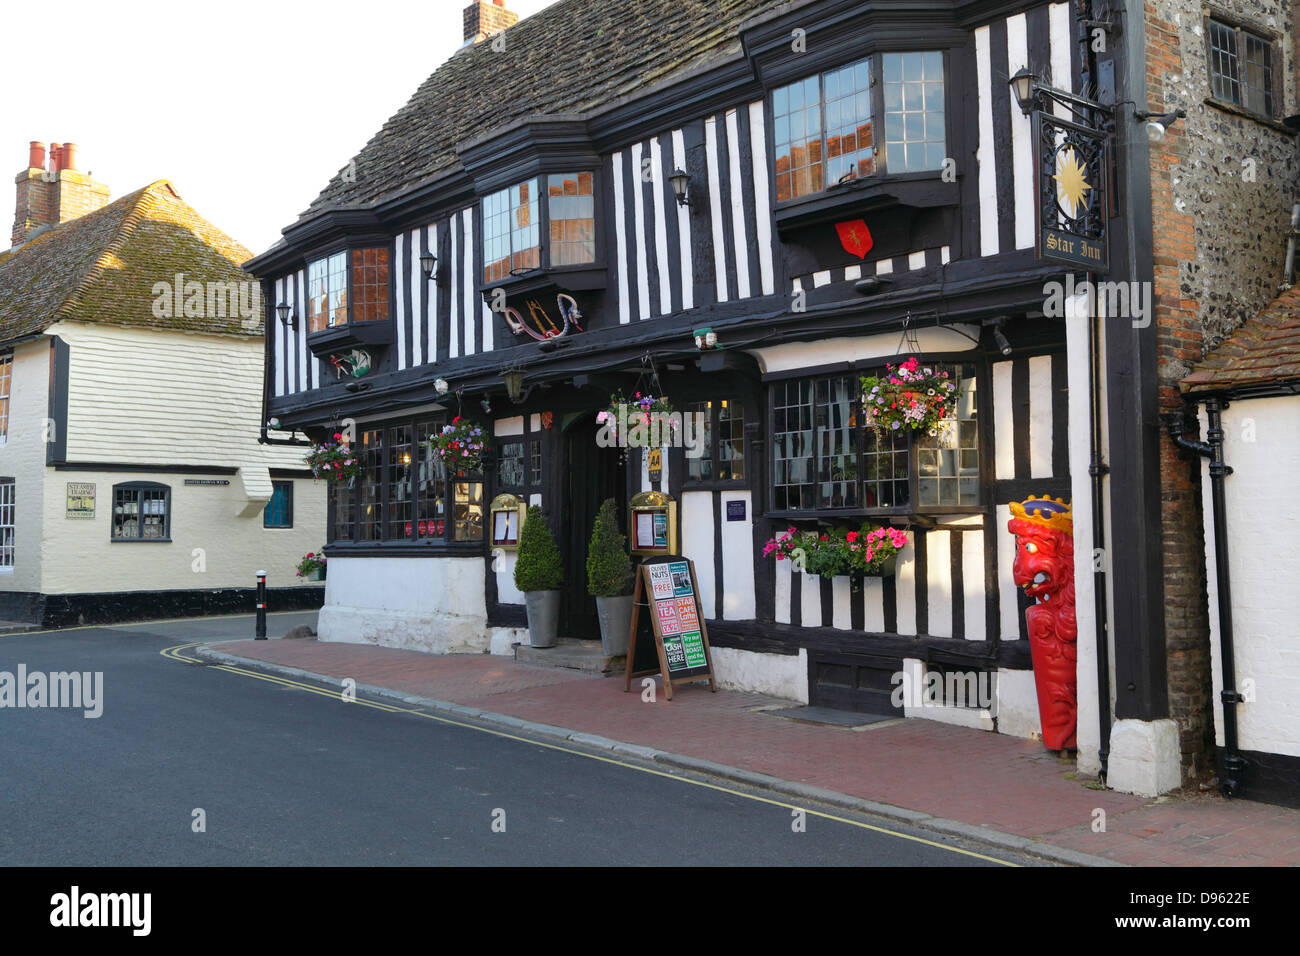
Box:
left=712, top=646, right=808, bottom=703
left=681, top=490, right=715, bottom=616
left=995, top=667, right=1041, bottom=740
left=1065, top=291, right=1104, bottom=774
left=748, top=326, right=979, bottom=373
left=0, top=340, right=49, bottom=594
left=719, top=489, right=755, bottom=620
left=39, top=473, right=327, bottom=593
left=1204, top=398, right=1300, bottom=757
left=318, top=555, right=492, bottom=654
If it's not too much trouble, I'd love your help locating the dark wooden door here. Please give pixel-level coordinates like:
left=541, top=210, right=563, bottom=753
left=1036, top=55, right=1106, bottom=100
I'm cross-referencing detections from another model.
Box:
left=560, top=418, right=625, bottom=639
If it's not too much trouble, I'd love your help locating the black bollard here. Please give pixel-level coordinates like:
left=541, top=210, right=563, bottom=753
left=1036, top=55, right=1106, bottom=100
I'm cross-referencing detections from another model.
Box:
left=255, top=570, right=267, bottom=639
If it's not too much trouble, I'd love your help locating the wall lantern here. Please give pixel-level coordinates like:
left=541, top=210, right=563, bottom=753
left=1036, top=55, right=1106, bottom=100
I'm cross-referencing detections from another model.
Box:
left=1135, top=107, right=1186, bottom=142
left=693, top=327, right=718, bottom=349
left=669, top=168, right=692, bottom=207
left=502, top=368, right=529, bottom=404
left=434, top=378, right=450, bottom=395
left=1009, top=67, right=1039, bottom=115
left=420, top=253, right=439, bottom=281
left=276, top=302, right=296, bottom=328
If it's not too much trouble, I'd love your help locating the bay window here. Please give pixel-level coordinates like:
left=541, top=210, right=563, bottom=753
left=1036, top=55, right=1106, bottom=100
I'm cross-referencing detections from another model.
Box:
left=328, top=416, right=484, bottom=546
left=482, top=172, right=596, bottom=282
left=307, top=247, right=390, bottom=332
left=773, top=50, right=947, bottom=203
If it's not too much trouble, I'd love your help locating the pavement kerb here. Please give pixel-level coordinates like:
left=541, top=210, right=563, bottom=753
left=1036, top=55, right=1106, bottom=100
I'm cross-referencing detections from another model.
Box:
left=193, top=643, right=1124, bottom=868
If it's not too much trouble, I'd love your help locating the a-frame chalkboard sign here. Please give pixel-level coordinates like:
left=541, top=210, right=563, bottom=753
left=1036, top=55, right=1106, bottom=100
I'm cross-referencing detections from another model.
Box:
left=623, top=555, right=716, bottom=700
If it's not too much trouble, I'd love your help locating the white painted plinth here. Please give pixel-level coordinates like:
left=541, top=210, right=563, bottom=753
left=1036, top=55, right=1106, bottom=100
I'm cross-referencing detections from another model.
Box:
left=1107, top=718, right=1182, bottom=797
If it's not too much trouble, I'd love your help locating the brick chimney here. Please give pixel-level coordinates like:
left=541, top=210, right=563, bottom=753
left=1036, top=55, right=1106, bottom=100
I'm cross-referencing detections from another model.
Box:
left=463, top=0, right=517, bottom=45
left=11, top=140, right=111, bottom=246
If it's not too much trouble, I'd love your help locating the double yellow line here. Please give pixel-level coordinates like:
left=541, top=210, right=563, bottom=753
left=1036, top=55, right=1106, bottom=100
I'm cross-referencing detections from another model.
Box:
left=161, top=641, right=1020, bottom=866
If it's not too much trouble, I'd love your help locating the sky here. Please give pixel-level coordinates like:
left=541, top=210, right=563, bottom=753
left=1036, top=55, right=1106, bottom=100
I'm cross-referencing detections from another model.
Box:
left=0, top=0, right=561, bottom=256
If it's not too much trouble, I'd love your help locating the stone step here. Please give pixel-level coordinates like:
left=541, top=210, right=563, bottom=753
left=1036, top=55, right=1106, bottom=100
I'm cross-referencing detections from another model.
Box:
left=516, top=638, right=625, bottom=676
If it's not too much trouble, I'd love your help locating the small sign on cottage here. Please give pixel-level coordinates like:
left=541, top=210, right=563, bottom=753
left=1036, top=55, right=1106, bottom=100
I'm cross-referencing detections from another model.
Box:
left=66, top=482, right=96, bottom=519
left=184, top=479, right=231, bottom=486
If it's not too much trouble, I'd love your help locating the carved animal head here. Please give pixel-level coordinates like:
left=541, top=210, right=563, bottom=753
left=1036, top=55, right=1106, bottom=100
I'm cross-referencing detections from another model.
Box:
left=1007, top=497, right=1074, bottom=602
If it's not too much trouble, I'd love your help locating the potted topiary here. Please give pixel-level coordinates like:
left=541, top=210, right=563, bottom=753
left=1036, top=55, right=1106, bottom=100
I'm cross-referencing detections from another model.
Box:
left=514, top=505, right=563, bottom=648
left=586, top=498, right=634, bottom=656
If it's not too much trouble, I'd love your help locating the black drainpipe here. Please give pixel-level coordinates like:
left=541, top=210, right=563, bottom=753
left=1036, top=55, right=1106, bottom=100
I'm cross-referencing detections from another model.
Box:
left=1161, top=400, right=1245, bottom=797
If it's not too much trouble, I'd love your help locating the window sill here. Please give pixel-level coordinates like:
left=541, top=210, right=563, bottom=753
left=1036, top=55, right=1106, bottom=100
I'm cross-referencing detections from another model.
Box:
left=773, top=172, right=958, bottom=235
left=323, top=541, right=486, bottom=558
left=111, top=538, right=173, bottom=543
left=1203, top=97, right=1295, bottom=135
left=477, top=263, right=607, bottom=298
left=306, top=321, right=393, bottom=359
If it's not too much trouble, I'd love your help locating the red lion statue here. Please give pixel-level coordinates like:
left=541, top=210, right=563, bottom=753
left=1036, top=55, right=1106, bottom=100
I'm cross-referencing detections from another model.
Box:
left=1008, top=497, right=1077, bottom=751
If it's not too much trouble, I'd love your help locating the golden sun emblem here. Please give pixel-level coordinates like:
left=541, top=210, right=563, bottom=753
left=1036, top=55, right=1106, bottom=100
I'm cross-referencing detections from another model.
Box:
left=1053, top=148, right=1091, bottom=218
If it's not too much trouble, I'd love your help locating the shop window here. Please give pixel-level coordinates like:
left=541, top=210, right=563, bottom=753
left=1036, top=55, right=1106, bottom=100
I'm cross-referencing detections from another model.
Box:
left=357, top=429, right=384, bottom=542
left=684, top=400, right=746, bottom=483
left=326, top=417, right=487, bottom=545
left=1207, top=17, right=1276, bottom=117
left=307, top=247, right=390, bottom=332
left=769, top=363, right=981, bottom=517
left=773, top=50, right=945, bottom=202
left=263, top=481, right=293, bottom=528
left=111, top=482, right=170, bottom=541
left=0, top=477, right=13, bottom=571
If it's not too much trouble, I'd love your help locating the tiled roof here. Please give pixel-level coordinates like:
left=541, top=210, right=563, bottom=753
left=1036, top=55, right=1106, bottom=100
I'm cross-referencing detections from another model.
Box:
left=1182, top=285, right=1300, bottom=393
left=0, top=180, right=258, bottom=344
left=299, top=0, right=792, bottom=219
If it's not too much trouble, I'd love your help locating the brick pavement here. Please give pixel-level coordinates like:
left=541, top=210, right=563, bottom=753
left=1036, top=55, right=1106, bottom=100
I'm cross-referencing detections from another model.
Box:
left=208, top=638, right=1300, bottom=866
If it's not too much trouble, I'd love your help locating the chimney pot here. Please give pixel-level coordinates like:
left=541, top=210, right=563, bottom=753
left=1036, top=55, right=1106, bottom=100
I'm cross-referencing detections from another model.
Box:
left=28, top=142, right=46, bottom=170
left=62, top=143, right=79, bottom=172
left=50, top=144, right=63, bottom=173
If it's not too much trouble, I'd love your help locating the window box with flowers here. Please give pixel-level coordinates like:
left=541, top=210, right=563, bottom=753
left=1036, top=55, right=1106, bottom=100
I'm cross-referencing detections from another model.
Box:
left=763, top=523, right=910, bottom=585
left=296, top=550, right=327, bottom=581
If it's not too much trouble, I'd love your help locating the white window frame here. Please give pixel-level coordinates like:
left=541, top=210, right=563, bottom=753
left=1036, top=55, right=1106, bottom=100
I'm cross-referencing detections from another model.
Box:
left=0, top=352, right=12, bottom=447
left=0, top=478, right=14, bottom=573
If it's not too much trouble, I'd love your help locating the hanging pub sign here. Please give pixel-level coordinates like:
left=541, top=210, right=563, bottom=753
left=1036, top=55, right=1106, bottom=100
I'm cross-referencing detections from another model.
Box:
left=1034, top=111, right=1108, bottom=271
left=623, top=556, right=716, bottom=700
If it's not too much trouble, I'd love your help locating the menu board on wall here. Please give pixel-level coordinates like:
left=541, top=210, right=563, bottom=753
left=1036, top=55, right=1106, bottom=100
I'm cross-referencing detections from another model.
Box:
left=624, top=556, right=716, bottom=700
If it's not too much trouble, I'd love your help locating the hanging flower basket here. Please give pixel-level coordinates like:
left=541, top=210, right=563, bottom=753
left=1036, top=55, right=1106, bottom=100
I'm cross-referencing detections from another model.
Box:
left=305, top=434, right=359, bottom=482
left=430, top=416, right=487, bottom=473
left=861, top=357, right=959, bottom=438
left=761, top=524, right=909, bottom=580
left=596, top=391, right=676, bottom=448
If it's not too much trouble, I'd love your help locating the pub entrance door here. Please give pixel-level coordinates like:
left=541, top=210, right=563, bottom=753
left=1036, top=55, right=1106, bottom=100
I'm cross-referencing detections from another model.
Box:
left=560, top=415, right=626, bottom=639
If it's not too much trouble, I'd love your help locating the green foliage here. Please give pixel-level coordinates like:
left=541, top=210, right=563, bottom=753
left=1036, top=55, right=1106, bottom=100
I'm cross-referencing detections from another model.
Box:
left=514, top=505, right=563, bottom=592
left=586, top=498, right=633, bottom=597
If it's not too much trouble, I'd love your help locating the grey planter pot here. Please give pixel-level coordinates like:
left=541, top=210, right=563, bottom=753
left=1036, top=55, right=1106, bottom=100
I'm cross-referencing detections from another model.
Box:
left=594, top=594, right=634, bottom=656
left=524, top=590, right=562, bottom=648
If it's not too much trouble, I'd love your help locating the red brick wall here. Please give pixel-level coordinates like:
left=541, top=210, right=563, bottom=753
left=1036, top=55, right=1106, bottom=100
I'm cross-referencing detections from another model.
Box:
left=1145, top=3, right=1214, bottom=781
left=463, top=1, right=519, bottom=44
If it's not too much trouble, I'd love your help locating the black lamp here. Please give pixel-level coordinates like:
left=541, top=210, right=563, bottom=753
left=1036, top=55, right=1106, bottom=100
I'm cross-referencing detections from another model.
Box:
left=669, top=168, right=691, bottom=207
left=276, top=302, right=295, bottom=328
left=420, top=253, right=438, bottom=281
left=503, top=369, right=527, bottom=404
left=1009, top=67, right=1039, bottom=115
left=1135, top=107, right=1186, bottom=141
